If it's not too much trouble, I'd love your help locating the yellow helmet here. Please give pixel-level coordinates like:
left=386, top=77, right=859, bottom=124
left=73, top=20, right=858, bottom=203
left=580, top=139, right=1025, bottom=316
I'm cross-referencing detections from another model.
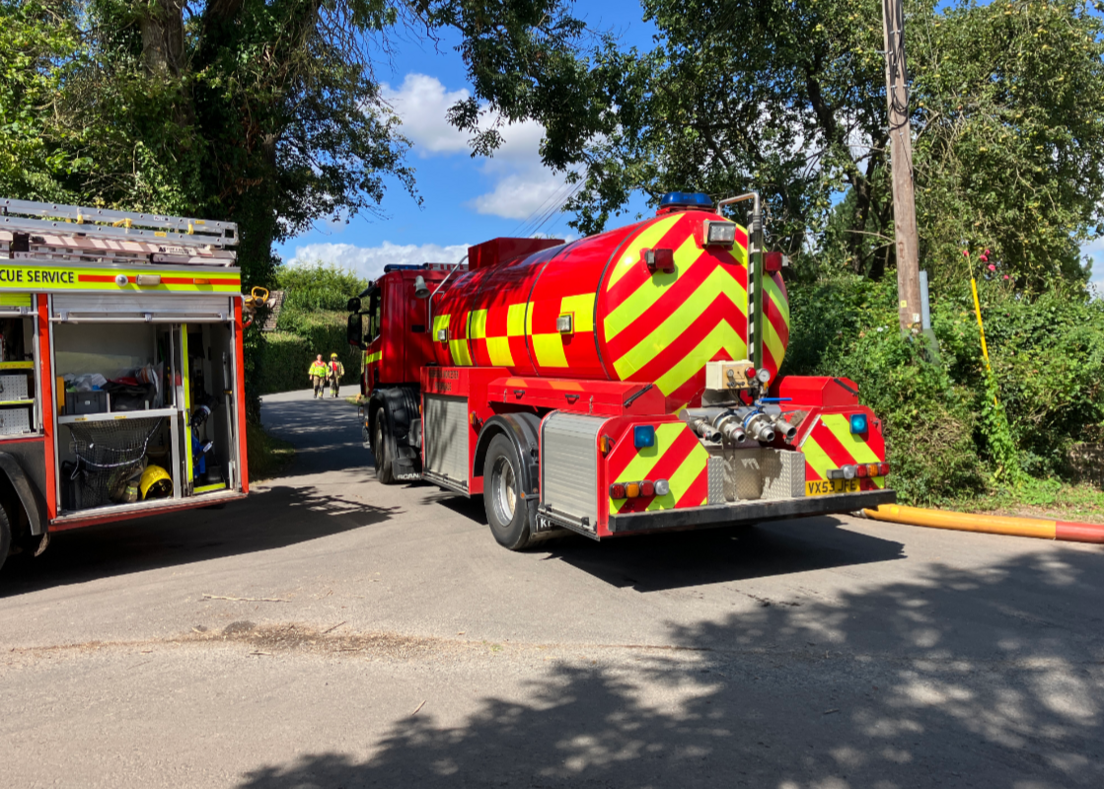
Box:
left=331, top=353, right=338, bottom=359
left=140, top=464, right=173, bottom=500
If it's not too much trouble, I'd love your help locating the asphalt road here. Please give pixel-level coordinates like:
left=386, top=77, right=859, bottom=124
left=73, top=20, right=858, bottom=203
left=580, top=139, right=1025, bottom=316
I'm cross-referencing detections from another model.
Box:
left=2, top=388, right=1103, bottom=788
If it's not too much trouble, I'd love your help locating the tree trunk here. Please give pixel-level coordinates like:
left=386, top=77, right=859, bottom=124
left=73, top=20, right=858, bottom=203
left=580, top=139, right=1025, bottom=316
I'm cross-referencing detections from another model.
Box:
left=139, top=0, right=186, bottom=77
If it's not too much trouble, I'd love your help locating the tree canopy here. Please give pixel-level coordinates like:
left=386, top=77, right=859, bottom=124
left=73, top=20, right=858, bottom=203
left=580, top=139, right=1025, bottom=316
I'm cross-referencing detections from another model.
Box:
left=491, top=0, right=1104, bottom=290
left=0, top=0, right=585, bottom=286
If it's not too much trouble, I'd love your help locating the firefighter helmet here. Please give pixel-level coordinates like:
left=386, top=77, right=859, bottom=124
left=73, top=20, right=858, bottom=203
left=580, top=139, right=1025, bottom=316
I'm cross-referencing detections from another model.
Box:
left=140, top=464, right=173, bottom=500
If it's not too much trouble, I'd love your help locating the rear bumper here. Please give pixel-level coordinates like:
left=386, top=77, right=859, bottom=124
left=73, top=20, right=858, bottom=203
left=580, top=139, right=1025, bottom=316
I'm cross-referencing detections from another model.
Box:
left=606, top=489, right=897, bottom=535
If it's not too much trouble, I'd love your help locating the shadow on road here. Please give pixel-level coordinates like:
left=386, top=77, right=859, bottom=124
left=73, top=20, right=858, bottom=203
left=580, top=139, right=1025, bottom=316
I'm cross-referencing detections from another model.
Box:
left=433, top=490, right=904, bottom=592
left=236, top=548, right=1104, bottom=788
left=0, top=485, right=398, bottom=597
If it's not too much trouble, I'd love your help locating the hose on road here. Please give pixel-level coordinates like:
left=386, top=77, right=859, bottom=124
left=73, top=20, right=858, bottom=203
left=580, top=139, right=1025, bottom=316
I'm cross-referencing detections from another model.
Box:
left=863, top=504, right=1104, bottom=545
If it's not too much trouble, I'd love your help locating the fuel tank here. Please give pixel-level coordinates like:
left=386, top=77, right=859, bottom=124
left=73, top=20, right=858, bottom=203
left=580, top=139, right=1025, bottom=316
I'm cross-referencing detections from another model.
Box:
left=431, top=208, right=789, bottom=412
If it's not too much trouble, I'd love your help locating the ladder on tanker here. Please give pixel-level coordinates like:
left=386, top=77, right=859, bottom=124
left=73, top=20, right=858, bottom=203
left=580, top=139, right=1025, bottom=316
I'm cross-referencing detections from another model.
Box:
left=0, top=198, right=238, bottom=267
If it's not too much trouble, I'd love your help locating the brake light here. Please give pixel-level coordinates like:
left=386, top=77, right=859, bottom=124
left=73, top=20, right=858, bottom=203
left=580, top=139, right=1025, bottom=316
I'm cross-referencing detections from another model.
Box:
left=856, top=464, right=868, bottom=478
left=610, top=483, right=626, bottom=500
left=641, top=480, right=655, bottom=497
left=879, top=462, right=890, bottom=476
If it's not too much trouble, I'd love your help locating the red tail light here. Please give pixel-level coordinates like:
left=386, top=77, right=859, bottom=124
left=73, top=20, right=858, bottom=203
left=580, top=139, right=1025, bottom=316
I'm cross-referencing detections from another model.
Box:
left=641, top=480, right=655, bottom=497
left=856, top=464, right=868, bottom=478
left=879, top=462, right=890, bottom=476
left=610, top=484, right=626, bottom=499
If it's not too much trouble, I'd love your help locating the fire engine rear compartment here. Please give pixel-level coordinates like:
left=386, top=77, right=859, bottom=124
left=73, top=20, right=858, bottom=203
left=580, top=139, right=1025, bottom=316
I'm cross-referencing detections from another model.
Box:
left=50, top=305, right=243, bottom=520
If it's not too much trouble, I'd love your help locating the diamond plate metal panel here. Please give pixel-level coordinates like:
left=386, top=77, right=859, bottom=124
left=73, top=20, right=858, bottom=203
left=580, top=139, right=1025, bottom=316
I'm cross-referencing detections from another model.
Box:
left=707, top=455, right=726, bottom=504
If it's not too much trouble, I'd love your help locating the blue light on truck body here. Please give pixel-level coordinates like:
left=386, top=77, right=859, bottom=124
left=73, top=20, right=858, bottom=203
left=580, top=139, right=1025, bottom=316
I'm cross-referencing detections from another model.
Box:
left=634, top=425, right=656, bottom=449
left=850, top=413, right=868, bottom=434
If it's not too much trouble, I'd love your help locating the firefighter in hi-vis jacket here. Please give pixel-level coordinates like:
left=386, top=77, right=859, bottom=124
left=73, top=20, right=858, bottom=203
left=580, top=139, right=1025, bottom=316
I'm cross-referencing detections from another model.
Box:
left=308, top=355, right=328, bottom=399
left=327, top=353, right=345, bottom=398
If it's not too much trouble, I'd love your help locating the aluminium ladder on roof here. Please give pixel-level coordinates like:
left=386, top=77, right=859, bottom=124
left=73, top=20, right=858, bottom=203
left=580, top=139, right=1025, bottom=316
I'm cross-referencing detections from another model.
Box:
left=0, top=198, right=238, bottom=267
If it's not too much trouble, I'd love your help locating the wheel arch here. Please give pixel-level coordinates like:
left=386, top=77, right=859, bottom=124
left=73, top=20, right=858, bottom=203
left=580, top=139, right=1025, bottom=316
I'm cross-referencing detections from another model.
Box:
left=368, top=385, right=422, bottom=479
left=474, top=413, right=540, bottom=498
left=0, top=451, right=46, bottom=538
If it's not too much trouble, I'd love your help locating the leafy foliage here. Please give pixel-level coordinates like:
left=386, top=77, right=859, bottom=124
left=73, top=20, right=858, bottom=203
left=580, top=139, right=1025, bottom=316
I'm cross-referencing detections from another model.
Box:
left=0, top=1, right=82, bottom=201
left=785, top=276, right=1104, bottom=503
left=505, top=0, right=1104, bottom=290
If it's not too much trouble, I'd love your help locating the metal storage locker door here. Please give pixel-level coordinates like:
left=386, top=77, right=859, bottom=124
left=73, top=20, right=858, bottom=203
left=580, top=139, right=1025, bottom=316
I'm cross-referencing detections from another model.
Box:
left=540, top=412, right=605, bottom=527
left=52, top=294, right=233, bottom=321
left=423, top=394, right=469, bottom=483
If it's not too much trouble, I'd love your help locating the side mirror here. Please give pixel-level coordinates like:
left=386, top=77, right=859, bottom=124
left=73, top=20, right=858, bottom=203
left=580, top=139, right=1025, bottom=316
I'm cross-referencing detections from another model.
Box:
left=414, top=276, right=429, bottom=299
left=346, top=297, right=361, bottom=313
left=346, top=313, right=364, bottom=349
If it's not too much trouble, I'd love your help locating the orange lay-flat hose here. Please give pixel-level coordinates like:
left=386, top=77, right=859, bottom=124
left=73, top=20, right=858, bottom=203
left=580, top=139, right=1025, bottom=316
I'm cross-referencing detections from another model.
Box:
left=863, top=504, right=1104, bottom=544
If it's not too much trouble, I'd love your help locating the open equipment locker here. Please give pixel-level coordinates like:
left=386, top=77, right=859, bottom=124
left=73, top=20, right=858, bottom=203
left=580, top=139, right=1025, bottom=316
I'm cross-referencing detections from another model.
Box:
left=0, top=199, right=249, bottom=571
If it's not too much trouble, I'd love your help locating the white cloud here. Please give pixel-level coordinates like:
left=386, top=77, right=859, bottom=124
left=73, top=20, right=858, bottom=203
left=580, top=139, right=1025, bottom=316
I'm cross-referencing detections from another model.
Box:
left=469, top=171, right=573, bottom=221
left=381, top=73, right=570, bottom=222
left=289, top=241, right=469, bottom=281
left=381, top=74, right=470, bottom=156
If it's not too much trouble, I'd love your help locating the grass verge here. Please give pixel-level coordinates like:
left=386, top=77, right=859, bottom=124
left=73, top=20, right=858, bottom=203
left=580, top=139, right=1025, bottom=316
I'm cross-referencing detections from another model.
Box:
left=946, top=480, right=1104, bottom=524
left=247, top=422, right=296, bottom=481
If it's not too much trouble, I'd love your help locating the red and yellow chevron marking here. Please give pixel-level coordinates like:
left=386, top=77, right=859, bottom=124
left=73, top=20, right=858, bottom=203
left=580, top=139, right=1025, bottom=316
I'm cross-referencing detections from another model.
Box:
left=606, top=421, right=710, bottom=514
left=600, top=212, right=751, bottom=409
left=761, top=272, right=790, bottom=380
left=799, top=412, right=886, bottom=493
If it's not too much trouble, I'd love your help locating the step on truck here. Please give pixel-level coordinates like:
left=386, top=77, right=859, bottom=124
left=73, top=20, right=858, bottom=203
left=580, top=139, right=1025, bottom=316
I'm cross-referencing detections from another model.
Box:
left=348, top=191, right=895, bottom=549
left=0, top=199, right=249, bottom=574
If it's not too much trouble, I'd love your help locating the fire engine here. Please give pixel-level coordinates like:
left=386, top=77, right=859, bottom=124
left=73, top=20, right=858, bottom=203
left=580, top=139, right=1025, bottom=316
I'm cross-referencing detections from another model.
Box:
left=347, top=192, right=895, bottom=549
left=0, top=199, right=249, bottom=574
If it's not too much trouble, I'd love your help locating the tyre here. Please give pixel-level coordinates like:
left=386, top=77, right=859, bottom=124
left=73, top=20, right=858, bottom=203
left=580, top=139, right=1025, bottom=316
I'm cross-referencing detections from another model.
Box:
left=0, top=502, right=10, bottom=575
left=483, top=434, right=531, bottom=551
left=373, top=407, right=396, bottom=484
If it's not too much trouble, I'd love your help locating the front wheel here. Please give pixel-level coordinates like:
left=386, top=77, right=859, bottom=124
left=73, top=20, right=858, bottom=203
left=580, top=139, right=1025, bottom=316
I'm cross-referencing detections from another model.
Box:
left=372, top=407, right=396, bottom=485
left=483, top=434, right=531, bottom=551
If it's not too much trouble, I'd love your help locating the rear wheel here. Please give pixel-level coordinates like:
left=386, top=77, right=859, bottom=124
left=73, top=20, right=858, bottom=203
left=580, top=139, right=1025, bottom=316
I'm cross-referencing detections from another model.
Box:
left=373, top=407, right=396, bottom=484
left=483, top=434, right=531, bottom=551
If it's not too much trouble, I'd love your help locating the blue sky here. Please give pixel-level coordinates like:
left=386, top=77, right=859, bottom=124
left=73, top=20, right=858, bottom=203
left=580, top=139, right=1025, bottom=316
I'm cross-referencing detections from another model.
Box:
left=275, top=1, right=1104, bottom=289
left=275, top=0, right=657, bottom=277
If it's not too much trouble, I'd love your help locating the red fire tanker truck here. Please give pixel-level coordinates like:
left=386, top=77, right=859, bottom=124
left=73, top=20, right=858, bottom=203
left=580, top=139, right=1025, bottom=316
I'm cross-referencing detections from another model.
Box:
left=348, top=191, right=895, bottom=549
left=0, top=199, right=249, bottom=574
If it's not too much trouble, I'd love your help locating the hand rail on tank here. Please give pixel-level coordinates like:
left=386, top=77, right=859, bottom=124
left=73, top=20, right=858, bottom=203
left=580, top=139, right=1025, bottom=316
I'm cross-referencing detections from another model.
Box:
left=425, top=253, right=468, bottom=342
left=717, top=192, right=763, bottom=369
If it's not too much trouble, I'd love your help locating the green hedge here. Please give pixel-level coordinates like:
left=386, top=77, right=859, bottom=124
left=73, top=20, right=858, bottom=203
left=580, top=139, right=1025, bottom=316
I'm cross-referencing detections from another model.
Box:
left=257, top=315, right=362, bottom=396
left=784, top=276, right=1104, bottom=504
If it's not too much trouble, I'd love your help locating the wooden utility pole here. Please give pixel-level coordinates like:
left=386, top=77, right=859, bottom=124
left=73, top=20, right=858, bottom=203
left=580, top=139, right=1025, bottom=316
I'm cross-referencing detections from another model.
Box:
left=881, top=0, right=922, bottom=333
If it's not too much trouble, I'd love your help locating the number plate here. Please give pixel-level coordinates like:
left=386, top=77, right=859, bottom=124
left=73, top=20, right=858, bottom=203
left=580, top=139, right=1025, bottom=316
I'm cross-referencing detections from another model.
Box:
left=806, top=478, right=861, bottom=496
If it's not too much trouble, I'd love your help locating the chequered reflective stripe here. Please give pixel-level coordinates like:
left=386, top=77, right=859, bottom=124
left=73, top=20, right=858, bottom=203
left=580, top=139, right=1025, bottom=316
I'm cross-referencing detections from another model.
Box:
left=607, top=422, right=710, bottom=514
left=800, top=414, right=886, bottom=489
left=602, top=213, right=750, bottom=406
left=761, top=272, right=790, bottom=379
left=469, top=294, right=597, bottom=370
left=434, top=311, right=474, bottom=366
